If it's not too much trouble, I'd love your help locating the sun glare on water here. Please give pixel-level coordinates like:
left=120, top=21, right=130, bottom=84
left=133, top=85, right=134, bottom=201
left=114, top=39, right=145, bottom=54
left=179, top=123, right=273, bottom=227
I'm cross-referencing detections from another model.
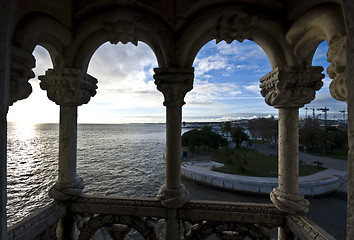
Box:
left=12, top=122, right=37, bottom=141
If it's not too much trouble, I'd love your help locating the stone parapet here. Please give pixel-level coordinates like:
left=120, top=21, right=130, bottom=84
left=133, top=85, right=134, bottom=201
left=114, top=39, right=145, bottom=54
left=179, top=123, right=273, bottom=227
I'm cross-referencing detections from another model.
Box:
left=181, top=162, right=344, bottom=196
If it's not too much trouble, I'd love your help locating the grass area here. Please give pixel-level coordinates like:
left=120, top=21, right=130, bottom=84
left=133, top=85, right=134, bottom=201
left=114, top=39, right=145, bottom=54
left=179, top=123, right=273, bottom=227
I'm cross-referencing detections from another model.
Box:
left=302, top=149, right=348, bottom=160
left=212, top=148, right=325, bottom=178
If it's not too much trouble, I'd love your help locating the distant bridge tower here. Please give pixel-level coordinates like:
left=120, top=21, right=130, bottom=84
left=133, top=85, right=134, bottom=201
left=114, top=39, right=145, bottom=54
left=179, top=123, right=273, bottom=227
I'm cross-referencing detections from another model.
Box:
left=318, top=107, right=329, bottom=125
left=310, top=107, right=316, bottom=119
left=304, top=107, right=308, bottom=119
left=339, top=110, right=346, bottom=122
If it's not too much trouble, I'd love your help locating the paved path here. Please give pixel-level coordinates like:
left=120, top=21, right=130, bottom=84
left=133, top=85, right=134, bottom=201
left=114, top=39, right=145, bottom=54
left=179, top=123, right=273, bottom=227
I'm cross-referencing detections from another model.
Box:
left=252, top=143, right=348, bottom=171
left=185, top=143, right=348, bottom=193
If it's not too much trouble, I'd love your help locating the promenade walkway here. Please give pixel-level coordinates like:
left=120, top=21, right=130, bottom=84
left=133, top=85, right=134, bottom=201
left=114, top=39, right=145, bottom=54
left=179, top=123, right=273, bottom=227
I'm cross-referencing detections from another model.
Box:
left=182, top=143, right=348, bottom=196
left=252, top=143, right=348, bottom=172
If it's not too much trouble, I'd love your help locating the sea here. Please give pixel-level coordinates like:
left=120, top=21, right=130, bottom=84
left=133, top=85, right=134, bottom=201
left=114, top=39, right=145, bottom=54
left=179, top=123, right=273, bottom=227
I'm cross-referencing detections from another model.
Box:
left=6, top=123, right=347, bottom=239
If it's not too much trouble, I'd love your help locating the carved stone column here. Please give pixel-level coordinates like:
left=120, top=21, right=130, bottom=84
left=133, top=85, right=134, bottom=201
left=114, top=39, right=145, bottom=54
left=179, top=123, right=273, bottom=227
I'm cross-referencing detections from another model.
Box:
left=39, top=68, right=97, bottom=201
left=260, top=66, right=324, bottom=239
left=154, top=67, right=193, bottom=239
left=340, top=1, right=353, bottom=239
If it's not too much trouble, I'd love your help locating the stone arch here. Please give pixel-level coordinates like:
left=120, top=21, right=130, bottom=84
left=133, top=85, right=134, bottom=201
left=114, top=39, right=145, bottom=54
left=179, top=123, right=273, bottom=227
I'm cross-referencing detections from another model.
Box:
left=176, top=5, right=297, bottom=69
left=9, top=12, right=72, bottom=105
left=12, top=12, right=72, bottom=68
left=285, top=3, right=347, bottom=102
left=286, top=3, right=345, bottom=62
left=69, top=6, right=173, bottom=72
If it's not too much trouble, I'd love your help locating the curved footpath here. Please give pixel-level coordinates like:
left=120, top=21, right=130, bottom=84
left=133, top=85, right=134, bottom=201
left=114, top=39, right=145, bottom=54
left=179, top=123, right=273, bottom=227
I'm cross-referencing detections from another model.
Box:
left=181, top=144, right=348, bottom=196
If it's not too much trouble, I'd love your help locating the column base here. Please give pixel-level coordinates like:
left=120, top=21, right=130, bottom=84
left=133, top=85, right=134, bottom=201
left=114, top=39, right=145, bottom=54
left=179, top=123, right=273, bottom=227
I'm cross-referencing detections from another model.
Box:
left=156, top=184, right=189, bottom=208
left=270, top=187, right=309, bottom=215
left=49, top=177, right=84, bottom=201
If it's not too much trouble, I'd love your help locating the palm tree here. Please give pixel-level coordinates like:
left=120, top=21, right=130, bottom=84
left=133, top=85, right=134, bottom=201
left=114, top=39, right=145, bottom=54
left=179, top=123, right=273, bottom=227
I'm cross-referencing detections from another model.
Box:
left=231, top=127, right=249, bottom=148
left=222, top=121, right=232, bottom=139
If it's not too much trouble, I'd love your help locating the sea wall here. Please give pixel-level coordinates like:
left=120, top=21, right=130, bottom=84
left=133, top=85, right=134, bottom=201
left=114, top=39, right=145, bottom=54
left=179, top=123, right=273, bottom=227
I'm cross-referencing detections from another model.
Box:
left=181, top=161, right=344, bottom=196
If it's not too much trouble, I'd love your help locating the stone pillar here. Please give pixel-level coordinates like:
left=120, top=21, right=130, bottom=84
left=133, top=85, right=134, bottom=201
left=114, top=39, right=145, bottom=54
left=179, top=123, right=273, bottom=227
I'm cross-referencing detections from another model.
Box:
left=260, top=66, right=324, bottom=239
left=340, top=1, right=353, bottom=239
left=39, top=68, right=97, bottom=201
left=154, top=67, right=193, bottom=239
left=0, top=28, right=10, bottom=240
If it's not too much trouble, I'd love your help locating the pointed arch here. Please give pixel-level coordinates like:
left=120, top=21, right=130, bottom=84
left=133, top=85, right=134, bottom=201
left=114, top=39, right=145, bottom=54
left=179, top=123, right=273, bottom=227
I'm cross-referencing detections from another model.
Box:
left=69, top=6, right=172, bottom=72
left=176, top=5, right=297, bottom=69
left=286, top=3, right=347, bottom=102
left=12, top=12, right=72, bottom=68
left=286, top=3, right=346, bottom=63
left=9, top=12, right=72, bottom=104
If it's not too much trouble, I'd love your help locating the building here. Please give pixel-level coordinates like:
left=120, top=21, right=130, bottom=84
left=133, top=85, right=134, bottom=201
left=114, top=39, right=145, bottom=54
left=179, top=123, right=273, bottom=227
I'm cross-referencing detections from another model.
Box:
left=1, top=0, right=353, bottom=239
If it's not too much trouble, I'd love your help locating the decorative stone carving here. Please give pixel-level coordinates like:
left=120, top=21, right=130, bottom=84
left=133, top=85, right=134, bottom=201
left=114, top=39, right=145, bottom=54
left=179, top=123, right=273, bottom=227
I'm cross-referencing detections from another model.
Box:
left=9, top=45, right=35, bottom=105
left=211, top=13, right=255, bottom=44
left=184, top=221, right=270, bottom=240
left=327, top=34, right=347, bottom=102
left=77, top=214, right=158, bottom=240
left=103, top=21, right=138, bottom=45
left=270, top=188, right=309, bottom=215
left=39, top=68, right=98, bottom=106
left=287, top=215, right=337, bottom=240
left=260, top=66, right=324, bottom=108
left=153, top=67, right=194, bottom=107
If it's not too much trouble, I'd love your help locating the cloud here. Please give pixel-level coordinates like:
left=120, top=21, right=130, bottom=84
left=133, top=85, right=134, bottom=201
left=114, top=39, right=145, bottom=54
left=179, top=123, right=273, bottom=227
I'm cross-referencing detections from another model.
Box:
left=216, top=40, right=268, bottom=62
left=193, top=40, right=271, bottom=83
left=194, top=55, right=229, bottom=76
left=86, top=42, right=163, bottom=110
left=244, top=82, right=261, bottom=94
left=186, top=80, right=241, bottom=104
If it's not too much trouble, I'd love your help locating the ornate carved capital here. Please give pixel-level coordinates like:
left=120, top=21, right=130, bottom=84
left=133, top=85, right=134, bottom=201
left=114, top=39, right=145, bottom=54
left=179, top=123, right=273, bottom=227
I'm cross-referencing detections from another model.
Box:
left=103, top=21, right=138, bottom=45
left=39, top=68, right=98, bottom=106
left=260, top=66, right=324, bottom=108
left=153, top=67, right=194, bottom=107
left=211, top=12, right=256, bottom=44
left=9, top=45, right=35, bottom=105
left=327, top=34, right=347, bottom=102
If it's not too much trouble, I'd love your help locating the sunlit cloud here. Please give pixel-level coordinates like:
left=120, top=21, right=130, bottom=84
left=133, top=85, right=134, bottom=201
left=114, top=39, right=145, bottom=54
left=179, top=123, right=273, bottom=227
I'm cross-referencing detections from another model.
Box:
left=87, top=42, right=161, bottom=105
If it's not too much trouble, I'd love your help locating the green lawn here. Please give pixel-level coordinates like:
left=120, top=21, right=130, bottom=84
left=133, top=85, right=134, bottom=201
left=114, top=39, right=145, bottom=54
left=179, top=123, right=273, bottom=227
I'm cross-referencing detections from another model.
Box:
left=302, top=149, right=348, bottom=160
left=212, top=148, right=325, bottom=178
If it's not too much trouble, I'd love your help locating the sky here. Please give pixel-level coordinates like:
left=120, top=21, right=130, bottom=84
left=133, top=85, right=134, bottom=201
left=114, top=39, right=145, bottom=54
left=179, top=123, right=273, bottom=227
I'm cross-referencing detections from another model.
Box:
left=7, top=40, right=347, bottom=124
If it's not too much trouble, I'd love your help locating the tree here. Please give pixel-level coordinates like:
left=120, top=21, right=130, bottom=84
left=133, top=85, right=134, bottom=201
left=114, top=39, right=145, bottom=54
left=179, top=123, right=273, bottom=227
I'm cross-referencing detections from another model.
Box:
left=299, top=126, right=347, bottom=153
left=222, top=121, right=232, bottom=138
left=231, top=126, right=249, bottom=148
left=181, top=128, right=228, bottom=152
left=247, top=117, right=278, bottom=146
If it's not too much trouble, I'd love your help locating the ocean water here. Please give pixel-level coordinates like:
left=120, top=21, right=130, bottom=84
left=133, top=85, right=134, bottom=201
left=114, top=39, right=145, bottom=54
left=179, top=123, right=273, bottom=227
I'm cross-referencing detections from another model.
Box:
left=6, top=123, right=346, bottom=239
left=7, top=123, right=166, bottom=226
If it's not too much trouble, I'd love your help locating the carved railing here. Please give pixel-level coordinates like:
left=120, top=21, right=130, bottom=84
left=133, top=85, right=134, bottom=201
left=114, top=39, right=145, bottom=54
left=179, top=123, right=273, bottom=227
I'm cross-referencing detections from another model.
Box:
left=7, top=202, right=66, bottom=240
left=70, top=195, right=284, bottom=239
left=287, top=215, right=336, bottom=240
left=7, top=196, right=337, bottom=239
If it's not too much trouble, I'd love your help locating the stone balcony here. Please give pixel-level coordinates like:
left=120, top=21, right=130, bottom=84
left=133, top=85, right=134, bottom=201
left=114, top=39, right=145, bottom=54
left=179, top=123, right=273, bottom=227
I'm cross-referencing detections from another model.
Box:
left=8, top=195, right=335, bottom=240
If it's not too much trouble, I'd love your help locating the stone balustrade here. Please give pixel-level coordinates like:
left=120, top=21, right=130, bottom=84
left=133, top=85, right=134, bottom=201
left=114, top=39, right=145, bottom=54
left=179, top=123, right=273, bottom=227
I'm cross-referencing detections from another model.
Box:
left=8, top=196, right=337, bottom=239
